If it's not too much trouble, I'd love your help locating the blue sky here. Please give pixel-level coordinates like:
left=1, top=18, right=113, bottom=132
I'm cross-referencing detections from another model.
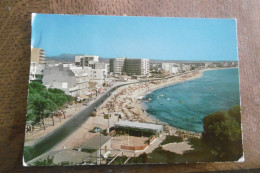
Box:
left=31, top=14, right=238, bottom=61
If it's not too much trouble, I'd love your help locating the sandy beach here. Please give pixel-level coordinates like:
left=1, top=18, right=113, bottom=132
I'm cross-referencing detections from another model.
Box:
left=28, top=68, right=229, bottom=157
left=25, top=67, right=240, bottom=162
left=51, top=70, right=207, bottom=151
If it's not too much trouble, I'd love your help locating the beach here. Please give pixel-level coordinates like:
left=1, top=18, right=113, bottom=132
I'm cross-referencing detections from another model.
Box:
left=25, top=69, right=205, bottom=144
left=25, top=67, right=240, bottom=161
left=48, top=70, right=205, bottom=153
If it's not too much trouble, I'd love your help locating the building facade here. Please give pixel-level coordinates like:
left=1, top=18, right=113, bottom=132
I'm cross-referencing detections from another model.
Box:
left=124, top=59, right=141, bottom=75
left=29, top=48, right=46, bottom=82
left=140, top=58, right=150, bottom=75
left=29, top=62, right=44, bottom=82
left=109, top=57, right=126, bottom=75
left=42, top=65, right=91, bottom=97
left=162, top=63, right=179, bottom=74
left=75, top=55, right=99, bottom=68
left=124, top=58, right=150, bottom=76
left=110, top=58, right=149, bottom=76
left=31, top=48, right=46, bottom=64
left=180, top=64, right=191, bottom=71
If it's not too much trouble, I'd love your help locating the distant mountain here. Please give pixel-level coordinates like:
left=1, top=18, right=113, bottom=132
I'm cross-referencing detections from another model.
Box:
left=46, top=54, right=236, bottom=64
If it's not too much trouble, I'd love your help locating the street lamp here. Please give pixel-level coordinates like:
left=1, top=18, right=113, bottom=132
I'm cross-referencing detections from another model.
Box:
left=106, top=102, right=110, bottom=134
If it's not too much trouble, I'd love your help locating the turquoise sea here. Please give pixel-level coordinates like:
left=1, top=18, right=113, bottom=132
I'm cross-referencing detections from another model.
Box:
left=143, top=68, right=240, bottom=132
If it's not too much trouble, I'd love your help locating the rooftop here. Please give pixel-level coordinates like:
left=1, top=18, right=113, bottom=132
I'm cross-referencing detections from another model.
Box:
left=26, top=149, right=91, bottom=165
left=76, top=135, right=112, bottom=149
left=114, top=120, right=163, bottom=133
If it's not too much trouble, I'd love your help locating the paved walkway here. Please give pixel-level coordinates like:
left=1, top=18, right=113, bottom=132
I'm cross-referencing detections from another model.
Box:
left=24, top=103, right=85, bottom=141
left=108, top=133, right=167, bottom=158
left=25, top=81, right=137, bottom=141
left=144, top=133, right=167, bottom=154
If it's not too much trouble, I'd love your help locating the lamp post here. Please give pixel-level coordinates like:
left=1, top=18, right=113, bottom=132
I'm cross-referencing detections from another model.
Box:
left=96, top=129, right=102, bottom=165
left=99, top=130, right=101, bottom=165
left=128, top=128, right=129, bottom=145
left=106, top=103, right=110, bottom=134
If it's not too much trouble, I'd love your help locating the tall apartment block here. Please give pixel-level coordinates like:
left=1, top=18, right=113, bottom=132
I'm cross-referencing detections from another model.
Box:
left=29, top=48, right=45, bottom=83
left=110, top=58, right=149, bottom=76
left=31, top=48, right=46, bottom=64
left=109, top=57, right=126, bottom=75
left=125, top=58, right=150, bottom=75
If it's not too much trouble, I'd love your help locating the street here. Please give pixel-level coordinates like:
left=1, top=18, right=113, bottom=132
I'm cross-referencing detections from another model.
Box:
left=24, top=82, right=134, bottom=162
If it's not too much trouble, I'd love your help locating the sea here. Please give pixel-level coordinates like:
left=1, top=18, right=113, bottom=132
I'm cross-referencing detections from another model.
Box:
left=143, top=68, right=240, bottom=133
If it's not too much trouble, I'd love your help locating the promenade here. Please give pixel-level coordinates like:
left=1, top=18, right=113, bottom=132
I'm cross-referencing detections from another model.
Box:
left=24, top=70, right=206, bottom=162
left=24, top=80, right=137, bottom=162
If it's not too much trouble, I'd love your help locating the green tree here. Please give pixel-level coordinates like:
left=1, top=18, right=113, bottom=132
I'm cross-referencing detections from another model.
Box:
left=29, top=81, right=46, bottom=94
left=31, top=156, right=55, bottom=166
left=29, top=94, right=57, bottom=130
left=132, top=152, right=148, bottom=163
left=228, top=105, right=241, bottom=124
left=202, top=105, right=242, bottom=161
left=27, top=82, right=74, bottom=129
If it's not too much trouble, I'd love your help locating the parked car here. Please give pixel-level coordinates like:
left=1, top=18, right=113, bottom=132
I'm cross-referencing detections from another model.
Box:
left=83, top=102, right=89, bottom=106
left=90, top=126, right=102, bottom=133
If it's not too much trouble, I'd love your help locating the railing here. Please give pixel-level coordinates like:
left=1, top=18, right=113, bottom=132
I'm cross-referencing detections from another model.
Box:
left=121, top=143, right=148, bottom=151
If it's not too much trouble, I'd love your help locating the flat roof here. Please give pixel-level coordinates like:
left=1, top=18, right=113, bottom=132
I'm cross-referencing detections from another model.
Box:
left=26, top=149, right=91, bottom=165
left=77, top=135, right=112, bottom=149
left=114, top=120, right=163, bottom=132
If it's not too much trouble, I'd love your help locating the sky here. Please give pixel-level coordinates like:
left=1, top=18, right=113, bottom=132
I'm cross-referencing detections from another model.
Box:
left=31, top=14, right=238, bottom=61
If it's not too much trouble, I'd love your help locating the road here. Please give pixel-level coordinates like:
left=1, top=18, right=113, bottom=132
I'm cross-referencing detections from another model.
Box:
left=24, top=81, right=136, bottom=162
left=24, top=72, right=196, bottom=162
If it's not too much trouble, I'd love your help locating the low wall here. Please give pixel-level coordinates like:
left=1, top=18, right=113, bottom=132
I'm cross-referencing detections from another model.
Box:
left=107, top=130, right=115, bottom=136
left=120, top=135, right=157, bottom=151
left=149, top=135, right=157, bottom=144
left=121, top=143, right=148, bottom=151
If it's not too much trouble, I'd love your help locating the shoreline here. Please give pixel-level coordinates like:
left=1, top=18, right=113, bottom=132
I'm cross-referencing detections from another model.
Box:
left=42, top=68, right=237, bottom=149
left=93, top=69, right=212, bottom=139
left=24, top=67, right=238, bottom=162
left=140, top=70, right=205, bottom=136
left=139, top=67, right=238, bottom=135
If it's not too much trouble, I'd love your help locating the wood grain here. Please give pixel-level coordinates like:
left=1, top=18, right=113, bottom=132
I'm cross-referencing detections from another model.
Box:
left=0, top=0, right=260, bottom=172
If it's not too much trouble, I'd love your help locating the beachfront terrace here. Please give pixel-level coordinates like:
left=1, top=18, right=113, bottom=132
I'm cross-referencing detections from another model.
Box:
left=111, top=135, right=149, bottom=150
left=108, top=121, right=163, bottom=152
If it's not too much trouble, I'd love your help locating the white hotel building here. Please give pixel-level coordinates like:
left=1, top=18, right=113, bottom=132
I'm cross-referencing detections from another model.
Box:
left=162, top=63, right=179, bottom=74
left=110, top=58, right=150, bottom=76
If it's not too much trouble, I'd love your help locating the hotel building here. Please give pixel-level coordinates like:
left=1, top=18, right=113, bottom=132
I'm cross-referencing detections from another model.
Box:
left=29, top=48, right=46, bottom=82
left=75, top=55, right=99, bottom=68
left=31, top=48, right=46, bottom=64
left=125, top=58, right=150, bottom=76
left=162, top=63, right=179, bottom=74
left=109, top=57, right=126, bottom=75
left=110, top=58, right=150, bottom=76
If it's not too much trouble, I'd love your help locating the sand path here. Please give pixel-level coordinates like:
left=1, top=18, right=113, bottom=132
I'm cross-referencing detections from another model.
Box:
left=162, top=141, right=194, bottom=154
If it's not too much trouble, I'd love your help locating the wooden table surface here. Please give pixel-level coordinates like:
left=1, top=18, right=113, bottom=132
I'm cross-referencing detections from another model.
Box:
left=0, top=0, right=260, bottom=172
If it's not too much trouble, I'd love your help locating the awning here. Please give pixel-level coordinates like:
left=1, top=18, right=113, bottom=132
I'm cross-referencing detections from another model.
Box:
left=114, top=120, right=163, bottom=133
